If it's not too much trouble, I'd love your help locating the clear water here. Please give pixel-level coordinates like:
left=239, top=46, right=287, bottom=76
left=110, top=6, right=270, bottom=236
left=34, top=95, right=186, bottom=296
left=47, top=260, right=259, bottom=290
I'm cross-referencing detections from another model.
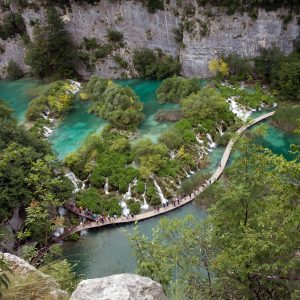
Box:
left=48, top=101, right=107, bottom=159
left=0, top=79, right=299, bottom=279
left=0, top=79, right=39, bottom=123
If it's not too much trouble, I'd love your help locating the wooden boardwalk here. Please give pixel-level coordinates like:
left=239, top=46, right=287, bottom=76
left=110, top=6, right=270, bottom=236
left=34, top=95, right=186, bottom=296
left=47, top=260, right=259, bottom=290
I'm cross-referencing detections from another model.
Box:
left=60, top=111, right=275, bottom=238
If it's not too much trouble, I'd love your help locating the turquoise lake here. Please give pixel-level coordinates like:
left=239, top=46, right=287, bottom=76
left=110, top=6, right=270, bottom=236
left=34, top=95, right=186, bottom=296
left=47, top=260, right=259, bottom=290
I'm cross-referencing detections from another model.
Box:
left=0, top=78, right=299, bottom=279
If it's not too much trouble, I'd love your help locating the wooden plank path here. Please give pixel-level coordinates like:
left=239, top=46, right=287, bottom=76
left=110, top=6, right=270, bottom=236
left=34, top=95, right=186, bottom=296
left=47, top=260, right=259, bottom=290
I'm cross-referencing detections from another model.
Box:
left=61, top=111, right=275, bottom=238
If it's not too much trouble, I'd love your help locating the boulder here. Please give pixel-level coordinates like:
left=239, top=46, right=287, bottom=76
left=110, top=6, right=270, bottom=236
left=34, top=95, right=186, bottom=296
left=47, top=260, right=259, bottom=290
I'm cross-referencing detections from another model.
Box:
left=70, top=273, right=166, bottom=300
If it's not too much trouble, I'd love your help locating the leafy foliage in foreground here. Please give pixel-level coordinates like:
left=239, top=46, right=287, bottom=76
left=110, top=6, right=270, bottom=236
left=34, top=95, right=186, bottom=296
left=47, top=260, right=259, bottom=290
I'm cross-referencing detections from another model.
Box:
left=130, top=137, right=300, bottom=299
left=0, top=101, right=72, bottom=244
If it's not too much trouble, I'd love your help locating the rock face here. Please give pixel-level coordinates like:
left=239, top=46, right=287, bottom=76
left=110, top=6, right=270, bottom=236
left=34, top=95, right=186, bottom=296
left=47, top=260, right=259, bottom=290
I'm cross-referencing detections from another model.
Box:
left=0, top=0, right=299, bottom=78
left=70, top=273, right=166, bottom=300
left=2, top=252, right=68, bottom=299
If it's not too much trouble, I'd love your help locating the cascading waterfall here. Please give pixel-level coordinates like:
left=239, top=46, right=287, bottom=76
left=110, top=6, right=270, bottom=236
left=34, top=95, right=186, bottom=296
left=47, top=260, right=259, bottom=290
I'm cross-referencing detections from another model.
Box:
left=153, top=179, right=168, bottom=204
left=226, top=96, right=252, bottom=121
left=53, top=207, right=67, bottom=237
left=169, top=150, right=177, bottom=159
left=141, top=184, right=149, bottom=210
left=43, top=126, right=53, bottom=138
left=183, top=168, right=190, bottom=178
left=104, top=178, right=109, bottom=195
left=65, top=172, right=84, bottom=193
left=195, top=133, right=204, bottom=144
left=217, top=124, right=224, bottom=136
left=120, top=201, right=130, bottom=216
left=123, top=183, right=132, bottom=200
left=206, top=133, right=217, bottom=148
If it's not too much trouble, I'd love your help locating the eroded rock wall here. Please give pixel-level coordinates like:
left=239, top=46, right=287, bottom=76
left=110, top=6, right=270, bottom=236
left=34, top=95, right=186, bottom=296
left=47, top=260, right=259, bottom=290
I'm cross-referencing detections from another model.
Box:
left=0, top=0, right=299, bottom=79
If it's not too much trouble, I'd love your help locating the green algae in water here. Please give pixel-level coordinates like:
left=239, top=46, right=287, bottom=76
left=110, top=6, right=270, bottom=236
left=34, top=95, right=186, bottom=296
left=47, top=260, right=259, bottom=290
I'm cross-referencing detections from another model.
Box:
left=0, top=79, right=39, bottom=123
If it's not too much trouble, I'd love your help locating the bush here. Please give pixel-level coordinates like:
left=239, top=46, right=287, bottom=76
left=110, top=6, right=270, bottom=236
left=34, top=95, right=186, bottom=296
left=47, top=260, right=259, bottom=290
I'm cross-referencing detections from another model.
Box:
left=87, top=77, right=144, bottom=130
left=6, top=60, right=23, bottom=79
left=107, top=29, right=123, bottom=42
left=147, top=0, right=164, bottom=13
left=156, top=76, right=200, bottom=103
left=271, top=105, right=300, bottom=132
left=94, top=44, right=113, bottom=59
left=126, top=199, right=141, bottom=215
left=133, top=48, right=181, bottom=79
left=0, top=13, right=26, bottom=40
left=83, top=37, right=98, bottom=50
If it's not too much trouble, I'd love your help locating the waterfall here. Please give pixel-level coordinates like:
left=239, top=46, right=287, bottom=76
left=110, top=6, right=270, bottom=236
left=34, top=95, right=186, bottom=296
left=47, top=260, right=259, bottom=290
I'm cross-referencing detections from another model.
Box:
left=53, top=227, right=64, bottom=237
left=120, top=201, right=130, bottom=216
left=43, top=126, right=53, bottom=138
left=195, top=134, right=204, bottom=144
left=217, top=124, right=224, bottom=136
left=68, top=80, right=81, bottom=94
left=169, top=150, right=177, bottom=159
left=226, top=96, right=252, bottom=121
left=104, top=178, right=109, bottom=195
left=80, top=229, right=88, bottom=236
left=141, top=184, right=149, bottom=210
left=58, top=207, right=66, bottom=217
left=184, top=168, right=190, bottom=178
left=206, top=133, right=216, bottom=148
left=153, top=180, right=168, bottom=204
left=65, top=172, right=84, bottom=193
left=123, top=183, right=132, bottom=200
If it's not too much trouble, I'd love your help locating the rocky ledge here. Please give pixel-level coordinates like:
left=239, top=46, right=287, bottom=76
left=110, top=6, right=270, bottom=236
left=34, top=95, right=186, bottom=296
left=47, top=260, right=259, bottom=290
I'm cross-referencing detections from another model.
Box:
left=70, top=273, right=166, bottom=300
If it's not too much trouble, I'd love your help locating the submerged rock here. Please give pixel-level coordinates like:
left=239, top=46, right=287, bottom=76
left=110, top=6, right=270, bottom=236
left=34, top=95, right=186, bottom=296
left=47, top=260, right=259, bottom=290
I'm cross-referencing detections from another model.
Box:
left=155, top=109, right=182, bottom=122
left=70, top=273, right=166, bottom=300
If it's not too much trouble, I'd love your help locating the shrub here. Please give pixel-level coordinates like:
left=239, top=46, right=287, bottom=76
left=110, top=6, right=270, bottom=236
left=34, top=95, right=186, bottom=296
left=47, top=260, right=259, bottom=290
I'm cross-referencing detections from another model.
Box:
left=271, top=105, right=300, bottom=132
left=147, top=0, right=164, bottom=13
left=126, top=199, right=141, bottom=215
left=107, top=29, right=123, bottom=42
left=83, top=37, right=98, bottom=50
left=94, top=44, right=113, bottom=59
left=113, top=55, right=128, bottom=69
left=6, top=60, right=23, bottom=79
left=0, top=13, right=26, bottom=40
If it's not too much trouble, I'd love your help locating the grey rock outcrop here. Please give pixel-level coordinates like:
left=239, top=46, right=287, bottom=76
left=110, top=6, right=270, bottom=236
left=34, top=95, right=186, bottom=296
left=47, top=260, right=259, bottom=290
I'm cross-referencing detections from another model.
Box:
left=70, top=273, right=166, bottom=300
left=1, top=252, right=68, bottom=299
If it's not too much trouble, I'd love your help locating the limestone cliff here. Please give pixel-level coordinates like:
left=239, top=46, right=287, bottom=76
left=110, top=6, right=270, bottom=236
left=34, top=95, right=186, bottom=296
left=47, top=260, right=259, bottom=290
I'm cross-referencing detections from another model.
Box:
left=0, top=0, right=299, bottom=79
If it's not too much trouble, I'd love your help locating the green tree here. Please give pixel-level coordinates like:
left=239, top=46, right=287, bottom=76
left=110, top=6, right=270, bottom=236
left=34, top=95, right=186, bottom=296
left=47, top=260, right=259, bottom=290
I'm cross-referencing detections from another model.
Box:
left=25, top=7, right=76, bottom=79
left=277, top=54, right=300, bottom=101
left=156, top=76, right=200, bottom=103
left=133, top=48, right=181, bottom=79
